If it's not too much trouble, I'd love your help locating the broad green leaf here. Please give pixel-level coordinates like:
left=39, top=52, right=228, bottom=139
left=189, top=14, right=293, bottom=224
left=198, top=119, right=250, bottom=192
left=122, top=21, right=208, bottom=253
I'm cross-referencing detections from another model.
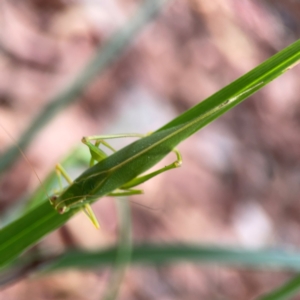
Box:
left=1, top=39, right=300, bottom=268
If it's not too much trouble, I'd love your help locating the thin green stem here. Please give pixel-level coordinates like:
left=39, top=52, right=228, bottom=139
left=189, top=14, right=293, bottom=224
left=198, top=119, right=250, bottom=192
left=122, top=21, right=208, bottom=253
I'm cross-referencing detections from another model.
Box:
left=102, top=197, right=132, bottom=300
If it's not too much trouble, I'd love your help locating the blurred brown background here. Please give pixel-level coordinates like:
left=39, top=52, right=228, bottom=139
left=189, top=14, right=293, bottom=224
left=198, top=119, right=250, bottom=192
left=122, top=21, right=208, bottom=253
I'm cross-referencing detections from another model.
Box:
left=1, top=0, right=300, bottom=299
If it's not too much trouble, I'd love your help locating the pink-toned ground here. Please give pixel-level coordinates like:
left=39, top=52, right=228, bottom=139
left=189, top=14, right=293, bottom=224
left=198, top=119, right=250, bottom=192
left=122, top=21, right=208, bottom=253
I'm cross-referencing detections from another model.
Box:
left=1, top=0, right=300, bottom=299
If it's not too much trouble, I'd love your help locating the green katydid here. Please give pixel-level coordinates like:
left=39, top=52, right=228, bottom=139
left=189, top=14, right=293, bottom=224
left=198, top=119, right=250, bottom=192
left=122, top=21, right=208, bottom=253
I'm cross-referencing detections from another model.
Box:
left=47, top=82, right=265, bottom=228
left=46, top=82, right=275, bottom=228
left=50, top=133, right=182, bottom=229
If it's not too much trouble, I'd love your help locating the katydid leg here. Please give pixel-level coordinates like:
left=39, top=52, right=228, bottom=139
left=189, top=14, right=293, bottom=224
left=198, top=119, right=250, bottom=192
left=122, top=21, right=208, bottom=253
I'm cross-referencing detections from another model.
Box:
left=63, top=189, right=144, bottom=208
left=121, top=148, right=182, bottom=189
left=52, top=163, right=100, bottom=229
left=108, top=188, right=143, bottom=197
left=82, top=133, right=145, bottom=166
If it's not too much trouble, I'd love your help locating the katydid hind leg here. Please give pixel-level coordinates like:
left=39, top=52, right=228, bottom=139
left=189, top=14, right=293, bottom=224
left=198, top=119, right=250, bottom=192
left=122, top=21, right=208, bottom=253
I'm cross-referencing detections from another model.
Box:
left=121, top=148, right=182, bottom=189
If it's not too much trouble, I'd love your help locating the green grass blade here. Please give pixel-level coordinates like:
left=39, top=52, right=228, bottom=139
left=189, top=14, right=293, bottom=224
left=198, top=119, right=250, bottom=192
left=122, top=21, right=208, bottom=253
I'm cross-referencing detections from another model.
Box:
left=0, top=0, right=170, bottom=174
left=158, top=39, right=300, bottom=132
left=102, top=198, right=132, bottom=300
left=0, top=203, right=77, bottom=268
left=3, top=245, right=300, bottom=289
left=258, top=274, right=300, bottom=300
left=40, top=244, right=300, bottom=272
left=1, top=39, right=300, bottom=269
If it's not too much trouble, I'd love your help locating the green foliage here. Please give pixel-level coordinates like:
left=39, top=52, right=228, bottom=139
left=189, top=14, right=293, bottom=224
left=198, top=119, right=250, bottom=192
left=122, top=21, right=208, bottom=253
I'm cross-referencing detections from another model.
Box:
left=1, top=1, right=300, bottom=298
left=45, top=245, right=300, bottom=272
left=1, top=39, right=300, bottom=269
left=258, top=274, right=300, bottom=300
